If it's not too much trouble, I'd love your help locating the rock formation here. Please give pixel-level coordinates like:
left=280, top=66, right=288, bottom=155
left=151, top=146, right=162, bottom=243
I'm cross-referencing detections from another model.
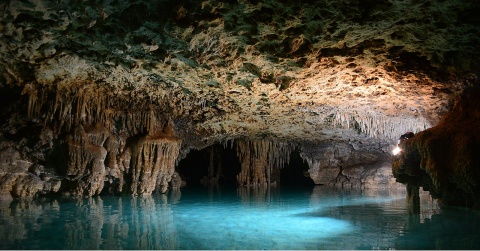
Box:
left=299, top=138, right=399, bottom=188
left=0, top=0, right=479, bottom=199
left=392, top=88, right=480, bottom=209
left=236, top=140, right=291, bottom=187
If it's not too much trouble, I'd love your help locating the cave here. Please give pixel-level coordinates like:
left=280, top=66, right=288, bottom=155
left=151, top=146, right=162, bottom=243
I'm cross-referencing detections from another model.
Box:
left=177, top=143, right=241, bottom=187
left=1, top=0, right=480, bottom=249
left=177, top=144, right=313, bottom=188
left=280, top=149, right=314, bottom=188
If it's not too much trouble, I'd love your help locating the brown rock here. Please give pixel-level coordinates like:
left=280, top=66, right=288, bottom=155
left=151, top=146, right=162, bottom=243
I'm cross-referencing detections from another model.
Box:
left=392, top=88, right=480, bottom=208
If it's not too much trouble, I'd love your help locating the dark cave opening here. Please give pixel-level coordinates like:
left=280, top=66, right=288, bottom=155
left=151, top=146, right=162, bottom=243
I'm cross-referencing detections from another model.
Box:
left=280, top=149, right=314, bottom=188
left=176, top=144, right=241, bottom=187
left=177, top=144, right=314, bottom=188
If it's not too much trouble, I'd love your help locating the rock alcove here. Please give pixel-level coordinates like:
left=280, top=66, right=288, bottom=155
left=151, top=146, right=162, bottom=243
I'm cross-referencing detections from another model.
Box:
left=0, top=0, right=479, bottom=208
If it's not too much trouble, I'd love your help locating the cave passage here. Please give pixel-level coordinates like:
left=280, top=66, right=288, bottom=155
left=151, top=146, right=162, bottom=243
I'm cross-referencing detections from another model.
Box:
left=280, top=149, right=315, bottom=188
left=177, top=144, right=240, bottom=187
left=177, top=144, right=314, bottom=188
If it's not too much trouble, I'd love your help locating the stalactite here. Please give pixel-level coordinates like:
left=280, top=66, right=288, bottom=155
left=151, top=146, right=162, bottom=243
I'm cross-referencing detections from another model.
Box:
left=21, top=83, right=39, bottom=118
left=222, top=138, right=235, bottom=149
left=103, top=133, right=128, bottom=193
left=16, top=80, right=189, bottom=197
left=22, top=83, right=173, bottom=138
left=235, top=140, right=291, bottom=187
left=200, top=146, right=223, bottom=186
left=331, top=108, right=431, bottom=140
left=66, top=124, right=109, bottom=196
left=130, top=135, right=181, bottom=196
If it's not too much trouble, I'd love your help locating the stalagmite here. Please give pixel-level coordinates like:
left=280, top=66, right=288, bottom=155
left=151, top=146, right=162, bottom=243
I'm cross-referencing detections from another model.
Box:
left=235, top=140, right=291, bottom=187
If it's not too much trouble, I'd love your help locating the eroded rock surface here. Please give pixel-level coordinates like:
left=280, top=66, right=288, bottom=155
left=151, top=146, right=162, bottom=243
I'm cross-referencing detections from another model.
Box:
left=392, top=88, right=480, bottom=209
left=300, top=138, right=401, bottom=188
left=0, top=0, right=479, bottom=197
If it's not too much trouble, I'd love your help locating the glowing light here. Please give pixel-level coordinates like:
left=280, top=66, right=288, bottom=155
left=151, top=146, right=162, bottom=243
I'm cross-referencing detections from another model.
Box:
left=392, top=146, right=402, bottom=155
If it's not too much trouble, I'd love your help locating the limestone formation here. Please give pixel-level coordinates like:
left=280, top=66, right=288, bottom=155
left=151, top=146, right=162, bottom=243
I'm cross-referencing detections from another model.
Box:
left=130, top=135, right=181, bottom=195
left=0, top=140, right=61, bottom=198
left=235, top=140, right=291, bottom=187
left=299, top=138, right=401, bottom=189
left=0, top=0, right=479, bottom=200
left=392, top=88, right=480, bottom=209
left=200, top=146, right=223, bottom=186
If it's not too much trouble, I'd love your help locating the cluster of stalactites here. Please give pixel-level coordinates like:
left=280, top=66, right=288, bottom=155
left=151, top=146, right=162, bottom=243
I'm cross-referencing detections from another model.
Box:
left=22, top=82, right=185, bottom=196
left=66, top=124, right=110, bottom=196
left=130, top=136, right=181, bottom=196
left=332, top=108, right=431, bottom=140
left=65, top=124, right=182, bottom=196
left=22, top=83, right=165, bottom=136
left=235, top=140, right=291, bottom=187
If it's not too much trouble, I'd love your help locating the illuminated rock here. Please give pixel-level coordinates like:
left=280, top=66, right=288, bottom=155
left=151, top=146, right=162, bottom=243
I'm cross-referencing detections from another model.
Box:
left=0, top=0, right=478, bottom=198
left=299, top=139, right=401, bottom=188
left=130, top=134, right=181, bottom=195
left=392, top=88, right=480, bottom=209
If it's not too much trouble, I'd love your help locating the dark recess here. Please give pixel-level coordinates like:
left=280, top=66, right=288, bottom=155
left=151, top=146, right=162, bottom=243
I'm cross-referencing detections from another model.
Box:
left=177, top=144, right=241, bottom=187
left=177, top=145, right=314, bottom=188
left=280, top=149, right=314, bottom=188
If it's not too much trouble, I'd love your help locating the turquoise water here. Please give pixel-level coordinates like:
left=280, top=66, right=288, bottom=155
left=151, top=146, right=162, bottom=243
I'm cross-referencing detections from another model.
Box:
left=1, top=185, right=479, bottom=250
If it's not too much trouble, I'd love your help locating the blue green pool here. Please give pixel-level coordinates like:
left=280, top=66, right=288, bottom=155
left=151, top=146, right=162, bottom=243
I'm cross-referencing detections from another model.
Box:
left=1, top=185, right=479, bottom=249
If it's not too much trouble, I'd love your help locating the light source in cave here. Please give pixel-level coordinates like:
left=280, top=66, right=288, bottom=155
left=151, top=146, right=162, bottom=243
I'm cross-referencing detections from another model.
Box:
left=392, top=146, right=402, bottom=155
left=392, top=132, right=415, bottom=155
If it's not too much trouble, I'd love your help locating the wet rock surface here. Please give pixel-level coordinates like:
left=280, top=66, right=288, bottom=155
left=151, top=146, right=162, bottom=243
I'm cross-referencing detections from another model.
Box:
left=300, top=138, right=401, bottom=189
left=0, top=0, right=479, bottom=198
left=392, top=88, right=480, bottom=209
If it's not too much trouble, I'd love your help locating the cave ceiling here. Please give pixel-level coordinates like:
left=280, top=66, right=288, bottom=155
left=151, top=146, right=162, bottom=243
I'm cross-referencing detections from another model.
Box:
left=1, top=0, right=479, bottom=150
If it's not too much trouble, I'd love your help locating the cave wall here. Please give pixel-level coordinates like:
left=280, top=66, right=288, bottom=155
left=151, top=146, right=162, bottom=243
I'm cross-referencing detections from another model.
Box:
left=1, top=0, right=479, bottom=199
left=392, top=88, right=480, bottom=209
left=0, top=82, right=184, bottom=197
left=299, top=137, right=402, bottom=189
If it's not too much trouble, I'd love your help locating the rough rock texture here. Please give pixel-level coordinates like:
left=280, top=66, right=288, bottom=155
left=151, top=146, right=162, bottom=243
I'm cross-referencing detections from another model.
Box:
left=236, top=140, right=291, bottom=187
left=0, top=140, right=61, bottom=198
left=300, top=138, right=400, bottom=188
left=0, top=0, right=479, bottom=197
left=392, top=88, right=480, bottom=209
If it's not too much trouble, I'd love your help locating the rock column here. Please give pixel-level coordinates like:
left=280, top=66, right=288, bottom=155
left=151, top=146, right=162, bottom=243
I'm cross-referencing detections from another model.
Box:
left=130, top=135, right=181, bottom=196
left=235, top=140, right=291, bottom=187
left=65, top=124, right=108, bottom=196
left=406, top=183, right=420, bottom=215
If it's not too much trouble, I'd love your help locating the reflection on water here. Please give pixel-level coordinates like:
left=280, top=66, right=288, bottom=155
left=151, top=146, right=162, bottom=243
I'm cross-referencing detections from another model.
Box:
left=0, top=186, right=479, bottom=250
left=0, top=195, right=178, bottom=250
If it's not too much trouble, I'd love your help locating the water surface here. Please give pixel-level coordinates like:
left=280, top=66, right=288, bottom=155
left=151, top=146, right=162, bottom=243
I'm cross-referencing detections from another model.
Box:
left=1, top=185, right=479, bottom=250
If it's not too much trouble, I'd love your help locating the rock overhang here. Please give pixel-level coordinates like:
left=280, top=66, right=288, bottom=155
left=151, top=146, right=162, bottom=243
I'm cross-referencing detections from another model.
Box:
left=0, top=0, right=479, bottom=195
left=3, top=0, right=475, bottom=142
